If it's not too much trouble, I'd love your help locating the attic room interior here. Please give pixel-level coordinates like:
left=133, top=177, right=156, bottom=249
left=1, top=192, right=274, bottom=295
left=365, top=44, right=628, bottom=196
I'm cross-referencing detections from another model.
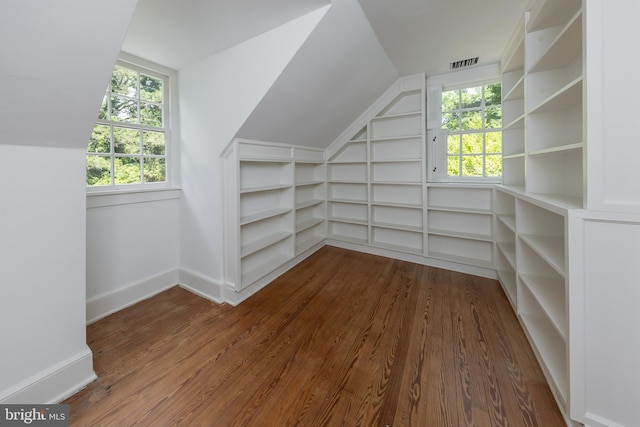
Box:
left=1, top=0, right=640, bottom=426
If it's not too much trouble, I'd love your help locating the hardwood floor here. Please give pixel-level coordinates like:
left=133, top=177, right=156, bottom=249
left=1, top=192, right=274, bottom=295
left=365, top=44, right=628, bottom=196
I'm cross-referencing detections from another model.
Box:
left=65, top=246, right=565, bottom=426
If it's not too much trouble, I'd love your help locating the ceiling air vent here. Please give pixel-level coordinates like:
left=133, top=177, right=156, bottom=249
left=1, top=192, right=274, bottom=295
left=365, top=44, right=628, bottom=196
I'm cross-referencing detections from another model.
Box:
left=449, top=57, right=479, bottom=70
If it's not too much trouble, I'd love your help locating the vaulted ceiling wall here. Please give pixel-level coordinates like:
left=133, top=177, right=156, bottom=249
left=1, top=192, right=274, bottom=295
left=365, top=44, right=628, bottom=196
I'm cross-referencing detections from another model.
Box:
left=235, top=0, right=399, bottom=149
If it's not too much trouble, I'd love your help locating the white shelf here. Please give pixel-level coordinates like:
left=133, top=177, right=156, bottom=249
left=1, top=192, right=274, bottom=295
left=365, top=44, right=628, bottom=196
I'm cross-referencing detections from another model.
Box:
left=503, top=75, right=525, bottom=102
left=428, top=250, right=494, bottom=269
left=327, top=198, right=368, bottom=205
left=519, top=313, right=568, bottom=406
left=427, top=206, right=493, bottom=215
left=428, top=228, right=492, bottom=242
left=529, top=77, right=582, bottom=115
left=296, top=198, right=324, bottom=210
left=328, top=216, right=368, bottom=226
left=242, top=253, right=292, bottom=287
left=528, top=142, right=582, bottom=157
left=369, top=134, right=422, bottom=142
left=241, top=230, right=292, bottom=258
left=527, top=0, right=581, bottom=32
left=372, top=111, right=421, bottom=121
left=371, top=201, right=422, bottom=209
left=497, top=214, right=516, bottom=232
left=519, top=233, right=565, bottom=277
left=496, top=242, right=516, bottom=270
left=372, top=221, right=422, bottom=233
left=240, top=183, right=291, bottom=194
left=294, top=180, right=324, bottom=187
left=519, top=273, right=566, bottom=339
left=528, top=10, right=582, bottom=74
left=503, top=114, right=524, bottom=130
left=296, top=217, right=324, bottom=233
left=240, top=207, right=292, bottom=226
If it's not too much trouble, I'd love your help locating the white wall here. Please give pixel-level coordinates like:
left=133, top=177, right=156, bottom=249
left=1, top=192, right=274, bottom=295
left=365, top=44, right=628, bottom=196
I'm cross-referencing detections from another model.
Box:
left=0, top=0, right=137, bottom=403
left=0, top=145, right=94, bottom=403
left=177, top=7, right=328, bottom=297
left=86, top=196, right=181, bottom=323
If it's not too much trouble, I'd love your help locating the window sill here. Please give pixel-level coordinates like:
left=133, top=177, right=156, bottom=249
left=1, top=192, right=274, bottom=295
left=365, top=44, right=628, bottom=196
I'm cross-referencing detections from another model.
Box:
left=87, top=187, right=182, bottom=209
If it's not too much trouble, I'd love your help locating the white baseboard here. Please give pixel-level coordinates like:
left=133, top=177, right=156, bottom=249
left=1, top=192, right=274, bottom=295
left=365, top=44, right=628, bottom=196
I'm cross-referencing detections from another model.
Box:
left=0, top=347, right=96, bottom=404
left=325, top=239, right=498, bottom=280
left=222, top=241, right=326, bottom=306
left=178, top=268, right=224, bottom=304
left=86, top=269, right=179, bottom=324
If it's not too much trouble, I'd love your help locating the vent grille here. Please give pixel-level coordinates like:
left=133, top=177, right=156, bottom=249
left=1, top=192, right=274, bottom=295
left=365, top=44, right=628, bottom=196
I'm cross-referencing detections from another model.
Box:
left=449, top=57, right=479, bottom=70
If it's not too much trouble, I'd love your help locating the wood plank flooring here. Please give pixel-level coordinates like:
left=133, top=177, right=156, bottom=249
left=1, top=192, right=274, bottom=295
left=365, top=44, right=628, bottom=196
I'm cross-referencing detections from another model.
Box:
left=64, top=246, right=565, bottom=426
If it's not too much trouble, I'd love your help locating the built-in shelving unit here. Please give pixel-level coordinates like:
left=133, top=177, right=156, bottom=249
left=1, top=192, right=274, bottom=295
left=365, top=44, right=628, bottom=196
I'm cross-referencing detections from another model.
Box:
left=497, top=1, right=583, bottom=423
left=525, top=0, right=583, bottom=208
left=326, top=75, right=426, bottom=256
left=426, top=184, right=494, bottom=268
left=223, top=139, right=326, bottom=291
left=516, top=197, right=568, bottom=407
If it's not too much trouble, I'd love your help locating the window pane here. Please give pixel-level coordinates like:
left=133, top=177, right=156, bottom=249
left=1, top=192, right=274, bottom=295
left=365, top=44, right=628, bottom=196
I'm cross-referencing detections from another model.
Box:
left=140, top=74, right=163, bottom=103
left=486, top=155, right=502, bottom=176
left=98, top=95, right=108, bottom=120
left=461, top=110, right=482, bottom=130
left=442, top=90, right=459, bottom=112
left=114, top=156, right=141, bottom=184
left=442, top=112, right=460, bottom=131
left=447, top=135, right=460, bottom=154
left=448, top=156, right=460, bottom=176
left=486, top=132, right=502, bottom=153
left=88, top=124, right=111, bottom=153
left=140, top=102, right=163, bottom=127
left=462, top=133, right=483, bottom=154
left=144, top=157, right=166, bottom=182
left=113, top=127, right=141, bottom=154
left=111, top=65, right=138, bottom=97
left=461, top=87, right=482, bottom=109
left=462, top=155, right=483, bottom=176
left=110, top=95, right=138, bottom=123
left=143, top=131, right=165, bottom=155
left=485, top=83, right=501, bottom=106
left=86, top=155, right=111, bottom=186
left=485, top=107, right=502, bottom=128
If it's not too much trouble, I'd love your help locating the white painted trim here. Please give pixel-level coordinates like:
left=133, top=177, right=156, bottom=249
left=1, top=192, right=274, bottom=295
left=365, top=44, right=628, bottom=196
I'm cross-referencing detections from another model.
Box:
left=222, top=241, right=326, bottom=306
left=0, top=347, right=96, bottom=404
left=178, top=268, right=225, bottom=304
left=87, top=187, right=181, bottom=209
left=86, top=269, right=179, bottom=324
left=326, top=239, right=498, bottom=280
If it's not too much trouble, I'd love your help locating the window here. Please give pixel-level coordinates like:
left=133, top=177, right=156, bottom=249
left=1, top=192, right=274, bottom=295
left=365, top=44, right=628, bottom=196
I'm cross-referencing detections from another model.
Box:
left=86, top=61, right=169, bottom=188
left=441, top=83, right=501, bottom=179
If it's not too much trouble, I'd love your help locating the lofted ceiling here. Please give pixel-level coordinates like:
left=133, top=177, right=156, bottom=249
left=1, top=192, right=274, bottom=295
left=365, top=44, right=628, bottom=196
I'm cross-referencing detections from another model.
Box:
left=358, top=0, right=528, bottom=76
left=123, top=0, right=527, bottom=76
left=122, top=0, right=332, bottom=70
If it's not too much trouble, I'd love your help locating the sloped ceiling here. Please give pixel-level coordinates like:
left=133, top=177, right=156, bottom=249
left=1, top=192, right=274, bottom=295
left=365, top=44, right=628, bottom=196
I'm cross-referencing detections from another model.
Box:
left=121, top=0, right=529, bottom=150
left=235, top=0, right=399, bottom=148
left=123, top=0, right=332, bottom=70
left=359, top=0, right=528, bottom=77
left=0, top=0, right=138, bottom=148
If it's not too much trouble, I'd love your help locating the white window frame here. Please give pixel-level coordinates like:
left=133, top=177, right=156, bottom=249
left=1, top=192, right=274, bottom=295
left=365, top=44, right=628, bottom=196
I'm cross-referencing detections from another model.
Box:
left=86, top=55, right=178, bottom=195
left=427, top=79, right=502, bottom=183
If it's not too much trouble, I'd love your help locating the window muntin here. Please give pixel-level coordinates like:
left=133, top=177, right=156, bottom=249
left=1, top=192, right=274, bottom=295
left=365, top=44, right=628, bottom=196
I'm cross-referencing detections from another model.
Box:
left=441, top=83, right=502, bottom=179
left=87, top=62, right=169, bottom=188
